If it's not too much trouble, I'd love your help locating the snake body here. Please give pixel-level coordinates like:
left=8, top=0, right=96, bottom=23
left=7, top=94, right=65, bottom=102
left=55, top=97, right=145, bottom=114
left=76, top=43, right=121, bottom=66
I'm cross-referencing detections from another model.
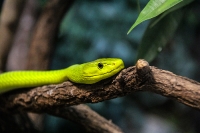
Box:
left=0, top=58, right=124, bottom=94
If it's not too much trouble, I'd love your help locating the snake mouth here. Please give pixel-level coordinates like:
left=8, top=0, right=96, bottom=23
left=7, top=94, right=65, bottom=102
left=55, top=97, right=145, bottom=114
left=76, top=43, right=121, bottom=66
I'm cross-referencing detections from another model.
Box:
left=84, top=64, right=124, bottom=78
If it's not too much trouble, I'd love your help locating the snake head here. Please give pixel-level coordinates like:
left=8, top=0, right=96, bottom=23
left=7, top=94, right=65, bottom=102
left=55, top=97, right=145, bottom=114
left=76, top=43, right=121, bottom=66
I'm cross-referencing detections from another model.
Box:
left=81, top=58, right=124, bottom=84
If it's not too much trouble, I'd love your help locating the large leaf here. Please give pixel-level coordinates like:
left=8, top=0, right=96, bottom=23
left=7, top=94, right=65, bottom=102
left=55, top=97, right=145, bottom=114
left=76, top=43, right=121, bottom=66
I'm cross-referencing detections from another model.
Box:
left=127, top=0, right=182, bottom=34
left=136, top=10, right=182, bottom=62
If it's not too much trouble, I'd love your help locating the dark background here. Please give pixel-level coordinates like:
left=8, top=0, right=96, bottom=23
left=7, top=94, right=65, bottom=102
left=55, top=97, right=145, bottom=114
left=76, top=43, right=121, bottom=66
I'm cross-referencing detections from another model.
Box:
left=1, top=0, right=200, bottom=133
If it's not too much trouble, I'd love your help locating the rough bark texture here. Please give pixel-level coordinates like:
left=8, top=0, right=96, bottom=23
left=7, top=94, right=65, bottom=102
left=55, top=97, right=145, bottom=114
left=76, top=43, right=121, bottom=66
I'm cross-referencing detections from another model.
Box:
left=149, top=66, right=200, bottom=108
left=1, top=59, right=200, bottom=112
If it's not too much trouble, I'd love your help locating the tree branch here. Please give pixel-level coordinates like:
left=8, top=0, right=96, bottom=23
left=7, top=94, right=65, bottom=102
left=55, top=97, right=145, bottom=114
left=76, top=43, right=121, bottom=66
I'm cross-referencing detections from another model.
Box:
left=1, top=59, right=200, bottom=112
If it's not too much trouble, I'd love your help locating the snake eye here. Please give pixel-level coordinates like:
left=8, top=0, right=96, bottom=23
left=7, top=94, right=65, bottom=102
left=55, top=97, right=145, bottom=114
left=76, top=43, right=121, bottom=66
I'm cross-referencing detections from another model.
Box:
left=98, top=63, right=103, bottom=69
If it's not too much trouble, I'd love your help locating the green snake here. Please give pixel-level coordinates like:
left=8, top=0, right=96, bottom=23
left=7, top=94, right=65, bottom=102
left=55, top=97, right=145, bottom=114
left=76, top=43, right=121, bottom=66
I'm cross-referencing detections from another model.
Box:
left=0, top=58, right=124, bottom=94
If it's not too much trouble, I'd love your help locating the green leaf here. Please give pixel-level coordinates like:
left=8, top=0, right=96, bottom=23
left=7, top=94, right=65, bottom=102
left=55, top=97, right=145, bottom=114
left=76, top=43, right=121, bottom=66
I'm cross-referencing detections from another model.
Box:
left=136, top=9, right=183, bottom=62
left=127, top=0, right=182, bottom=34
left=149, top=0, right=194, bottom=27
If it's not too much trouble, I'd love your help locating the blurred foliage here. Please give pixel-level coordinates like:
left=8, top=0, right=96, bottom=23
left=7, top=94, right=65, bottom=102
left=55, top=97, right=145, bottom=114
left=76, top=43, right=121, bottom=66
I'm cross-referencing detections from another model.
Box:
left=38, top=0, right=48, bottom=7
left=26, top=0, right=200, bottom=133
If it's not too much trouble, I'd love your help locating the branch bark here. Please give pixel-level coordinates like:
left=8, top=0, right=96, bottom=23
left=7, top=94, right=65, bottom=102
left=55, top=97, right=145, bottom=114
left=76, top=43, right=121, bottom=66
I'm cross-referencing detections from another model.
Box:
left=1, top=59, right=200, bottom=112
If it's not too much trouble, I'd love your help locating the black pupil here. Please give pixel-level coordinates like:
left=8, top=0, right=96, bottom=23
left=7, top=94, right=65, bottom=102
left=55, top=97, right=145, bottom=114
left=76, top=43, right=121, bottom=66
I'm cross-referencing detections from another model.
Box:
left=98, top=63, right=103, bottom=69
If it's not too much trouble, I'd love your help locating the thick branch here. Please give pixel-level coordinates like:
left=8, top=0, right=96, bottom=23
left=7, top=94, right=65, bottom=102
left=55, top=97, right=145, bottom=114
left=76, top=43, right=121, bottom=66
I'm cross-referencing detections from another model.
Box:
left=1, top=60, right=200, bottom=112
